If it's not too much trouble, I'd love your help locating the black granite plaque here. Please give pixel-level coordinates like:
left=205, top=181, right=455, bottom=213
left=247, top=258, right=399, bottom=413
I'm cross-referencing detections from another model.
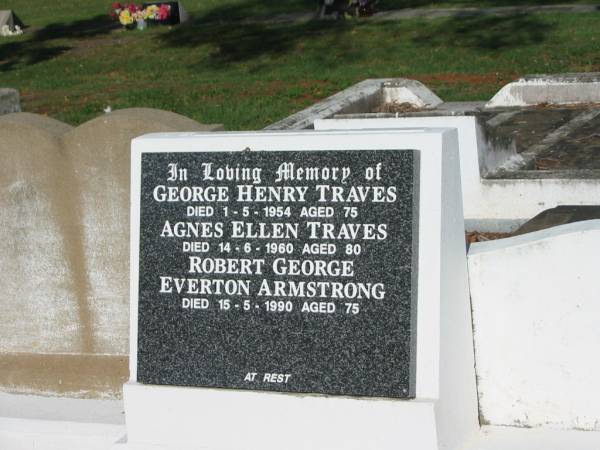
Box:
left=136, top=149, right=419, bottom=398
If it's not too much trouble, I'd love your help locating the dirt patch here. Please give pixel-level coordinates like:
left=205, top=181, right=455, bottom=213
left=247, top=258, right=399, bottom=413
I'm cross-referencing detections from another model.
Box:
left=68, top=32, right=127, bottom=57
left=374, top=101, right=426, bottom=114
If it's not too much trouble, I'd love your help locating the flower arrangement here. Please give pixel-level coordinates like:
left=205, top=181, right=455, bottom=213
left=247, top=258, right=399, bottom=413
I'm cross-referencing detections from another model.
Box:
left=1, top=25, right=23, bottom=37
left=111, top=2, right=172, bottom=29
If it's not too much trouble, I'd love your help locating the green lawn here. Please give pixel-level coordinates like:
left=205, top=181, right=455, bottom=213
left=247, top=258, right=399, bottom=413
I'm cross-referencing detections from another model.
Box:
left=1, top=0, right=599, bottom=129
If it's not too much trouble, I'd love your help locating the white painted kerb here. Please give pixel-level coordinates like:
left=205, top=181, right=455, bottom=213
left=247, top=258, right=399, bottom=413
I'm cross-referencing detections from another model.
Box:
left=468, top=220, right=600, bottom=431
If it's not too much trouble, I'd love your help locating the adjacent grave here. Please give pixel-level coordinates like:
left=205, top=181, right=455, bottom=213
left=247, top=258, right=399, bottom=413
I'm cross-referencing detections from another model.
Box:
left=0, top=10, right=24, bottom=32
left=468, top=220, right=600, bottom=432
left=123, top=129, right=478, bottom=450
left=274, top=76, right=600, bottom=232
left=0, top=109, right=223, bottom=400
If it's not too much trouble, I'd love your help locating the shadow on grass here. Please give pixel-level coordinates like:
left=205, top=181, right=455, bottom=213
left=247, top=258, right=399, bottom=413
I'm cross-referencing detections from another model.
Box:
left=161, top=6, right=554, bottom=69
left=383, top=0, right=598, bottom=9
left=196, top=0, right=318, bottom=21
left=159, top=15, right=350, bottom=67
left=413, top=13, right=553, bottom=50
left=0, top=14, right=116, bottom=72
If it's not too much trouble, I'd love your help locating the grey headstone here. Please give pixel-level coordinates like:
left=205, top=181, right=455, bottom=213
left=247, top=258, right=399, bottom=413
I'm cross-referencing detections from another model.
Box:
left=177, top=1, right=189, bottom=23
left=0, top=89, right=21, bottom=115
left=0, top=10, right=24, bottom=30
left=136, top=149, right=420, bottom=398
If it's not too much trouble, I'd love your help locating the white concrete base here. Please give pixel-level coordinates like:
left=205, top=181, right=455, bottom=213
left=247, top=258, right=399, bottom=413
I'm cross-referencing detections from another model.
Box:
left=3, top=394, right=600, bottom=450
left=0, top=392, right=125, bottom=450
left=468, top=426, right=600, bottom=450
left=123, top=382, right=439, bottom=450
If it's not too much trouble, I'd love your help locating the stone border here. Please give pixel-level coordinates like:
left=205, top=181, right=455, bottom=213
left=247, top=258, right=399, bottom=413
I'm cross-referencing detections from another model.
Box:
left=264, top=78, right=442, bottom=130
left=486, top=73, right=600, bottom=108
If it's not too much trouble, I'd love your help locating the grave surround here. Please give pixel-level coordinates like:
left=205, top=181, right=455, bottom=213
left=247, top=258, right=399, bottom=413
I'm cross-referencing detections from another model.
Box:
left=123, top=128, right=478, bottom=450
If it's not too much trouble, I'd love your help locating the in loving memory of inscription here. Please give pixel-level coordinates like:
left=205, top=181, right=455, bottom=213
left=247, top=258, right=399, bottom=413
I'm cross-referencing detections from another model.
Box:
left=137, top=149, right=419, bottom=398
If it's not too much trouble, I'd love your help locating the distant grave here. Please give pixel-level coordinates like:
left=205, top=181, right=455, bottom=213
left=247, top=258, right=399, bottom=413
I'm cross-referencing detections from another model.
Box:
left=0, top=10, right=24, bottom=35
left=275, top=75, right=600, bottom=231
left=141, top=1, right=188, bottom=24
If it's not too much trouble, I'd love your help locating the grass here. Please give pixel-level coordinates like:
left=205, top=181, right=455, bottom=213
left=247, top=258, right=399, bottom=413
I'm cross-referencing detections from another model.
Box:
left=0, top=0, right=599, bottom=129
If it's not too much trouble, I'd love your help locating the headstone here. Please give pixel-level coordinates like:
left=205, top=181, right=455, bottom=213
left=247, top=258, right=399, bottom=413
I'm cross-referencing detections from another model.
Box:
left=137, top=149, right=418, bottom=397
left=0, top=10, right=24, bottom=31
left=122, top=129, right=478, bottom=450
left=0, top=109, right=223, bottom=399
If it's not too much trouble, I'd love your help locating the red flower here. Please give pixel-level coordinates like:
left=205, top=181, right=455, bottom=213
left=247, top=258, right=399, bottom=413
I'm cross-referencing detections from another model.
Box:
left=128, top=3, right=137, bottom=13
left=159, top=3, right=171, bottom=20
left=112, top=2, right=123, bottom=9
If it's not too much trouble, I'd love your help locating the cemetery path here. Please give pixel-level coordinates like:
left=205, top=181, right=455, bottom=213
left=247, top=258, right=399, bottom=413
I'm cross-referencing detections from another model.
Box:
left=242, top=3, right=599, bottom=24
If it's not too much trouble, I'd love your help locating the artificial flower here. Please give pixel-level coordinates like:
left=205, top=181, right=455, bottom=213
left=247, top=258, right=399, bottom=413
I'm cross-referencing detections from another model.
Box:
left=145, top=5, right=160, bottom=20
left=119, top=9, right=134, bottom=25
left=158, top=4, right=171, bottom=20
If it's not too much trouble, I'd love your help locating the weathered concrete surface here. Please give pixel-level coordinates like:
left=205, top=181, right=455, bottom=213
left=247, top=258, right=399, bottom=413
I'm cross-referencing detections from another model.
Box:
left=265, top=78, right=442, bottom=130
left=0, top=109, right=223, bottom=398
left=0, top=116, right=80, bottom=354
left=0, top=89, right=21, bottom=115
left=61, top=108, right=223, bottom=357
left=468, top=220, right=600, bottom=431
left=0, top=112, right=72, bottom=135
left=0, top=354, right=128, bottom=398
left=487, top=73, right=600, bottom=108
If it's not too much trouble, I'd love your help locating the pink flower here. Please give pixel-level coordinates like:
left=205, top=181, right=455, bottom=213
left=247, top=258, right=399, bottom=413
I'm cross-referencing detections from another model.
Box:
left=158, top=4, right=171, bottom=20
